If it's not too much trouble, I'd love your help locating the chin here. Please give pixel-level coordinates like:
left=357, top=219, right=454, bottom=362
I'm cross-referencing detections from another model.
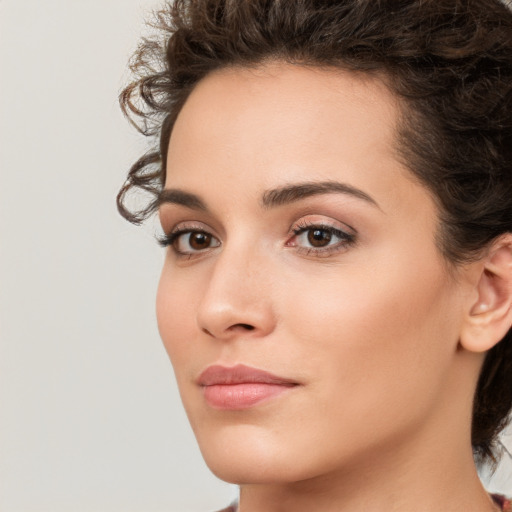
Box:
left=194, top=424, right=315, bottom=484
left=193, top=421, right=359, bottom=486
left=203, top=451, right=310, bottom=486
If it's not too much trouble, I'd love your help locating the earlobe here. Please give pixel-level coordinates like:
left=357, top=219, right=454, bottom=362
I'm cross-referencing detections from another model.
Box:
left=460, top=234, right=512, bottom=353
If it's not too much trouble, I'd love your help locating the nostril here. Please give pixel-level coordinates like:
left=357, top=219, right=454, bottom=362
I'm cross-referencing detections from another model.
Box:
left=201, top=323, right=256, bottom=338
left=236, top=323, right=255, bottom=331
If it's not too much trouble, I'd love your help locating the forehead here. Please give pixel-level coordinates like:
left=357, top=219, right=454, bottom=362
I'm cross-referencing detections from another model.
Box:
left=165, top=62, right=422, bottom=215
left=169, top=63, right=399, bottom=155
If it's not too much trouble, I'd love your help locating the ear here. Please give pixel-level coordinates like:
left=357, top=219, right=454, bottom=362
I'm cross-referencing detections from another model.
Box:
left=460, top=234, right=512, bottom=353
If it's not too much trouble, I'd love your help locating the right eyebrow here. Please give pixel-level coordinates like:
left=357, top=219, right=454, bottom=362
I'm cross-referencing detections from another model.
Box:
left=157, top=189, right=209, bottom=211
left=261, top=180, right=381, bottom=210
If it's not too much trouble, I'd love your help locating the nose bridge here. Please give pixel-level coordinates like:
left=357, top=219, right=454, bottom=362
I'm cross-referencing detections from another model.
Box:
left=196, top=236, right=275, bottom=339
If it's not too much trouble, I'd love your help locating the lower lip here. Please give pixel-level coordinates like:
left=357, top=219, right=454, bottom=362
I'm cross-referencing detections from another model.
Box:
left=203, top=383, right=295, bottom=410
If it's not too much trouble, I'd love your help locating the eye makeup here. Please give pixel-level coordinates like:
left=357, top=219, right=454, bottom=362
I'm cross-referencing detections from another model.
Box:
left=286, top=219, right=357, bottom=257
left=157, top=215, right=358, bottom=262
left=157, top=221, right=221, bottom=259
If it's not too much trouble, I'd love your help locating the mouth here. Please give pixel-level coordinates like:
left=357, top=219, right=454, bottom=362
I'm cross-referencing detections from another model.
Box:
left=197, top=364, right=299, bottom=410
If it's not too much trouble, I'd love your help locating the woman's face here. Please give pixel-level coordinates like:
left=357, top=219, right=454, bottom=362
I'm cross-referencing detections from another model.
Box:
left=156, top=64, right=470, bottom=484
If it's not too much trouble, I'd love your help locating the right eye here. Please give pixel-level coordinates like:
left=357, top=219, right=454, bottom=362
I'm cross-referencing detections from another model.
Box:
left=159, top=229, right=221, bottom=256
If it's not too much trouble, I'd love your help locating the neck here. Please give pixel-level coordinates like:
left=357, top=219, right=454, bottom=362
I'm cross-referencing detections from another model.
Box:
left=238, top=440, right=496, bottom=512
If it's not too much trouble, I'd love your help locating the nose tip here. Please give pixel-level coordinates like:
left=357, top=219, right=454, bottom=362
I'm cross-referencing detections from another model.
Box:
left=198, top=300, right=274, bottom=340
left=196, top=252, right=275, bottom=340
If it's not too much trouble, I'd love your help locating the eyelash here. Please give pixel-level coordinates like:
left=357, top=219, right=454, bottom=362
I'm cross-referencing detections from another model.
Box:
left=157, top=223, right=218, bottom=259
left=158, top=221, right=356, bottom=258
left=288, top=220, right=356, bottom=257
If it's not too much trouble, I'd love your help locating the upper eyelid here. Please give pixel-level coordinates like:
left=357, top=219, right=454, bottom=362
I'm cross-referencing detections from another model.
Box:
left=163, top=219, right=219, bottom=236
left=157, top=220, right=220, bottom=248
left=290, top=224, right=355, bottom=243
left=161, top=214, right=357, bottom=239
left=292, top=225, right=353, bottom=238
left=290, top=216, right=357, bottom=235
left=170, top=223, right=210, bottom=234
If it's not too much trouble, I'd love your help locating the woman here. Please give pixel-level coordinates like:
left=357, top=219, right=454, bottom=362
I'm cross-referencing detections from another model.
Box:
left=118, top=0, right=512, bottom=510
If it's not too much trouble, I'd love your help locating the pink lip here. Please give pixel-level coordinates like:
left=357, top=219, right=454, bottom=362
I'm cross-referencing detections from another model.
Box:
left=197, top=364, right=298, bottom=410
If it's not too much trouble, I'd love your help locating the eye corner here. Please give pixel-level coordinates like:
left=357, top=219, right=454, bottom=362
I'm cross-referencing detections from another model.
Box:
left=156, top=231, right=175, bottom=248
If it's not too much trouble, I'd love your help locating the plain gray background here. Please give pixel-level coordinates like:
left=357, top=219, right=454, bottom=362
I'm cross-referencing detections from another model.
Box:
left=0, top=0, right=235, bottom=510
left=0, top=0, right=510, bottom=510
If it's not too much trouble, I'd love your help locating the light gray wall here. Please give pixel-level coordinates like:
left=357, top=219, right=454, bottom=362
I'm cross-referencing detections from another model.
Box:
left=0, top=1, right=235, bottom=510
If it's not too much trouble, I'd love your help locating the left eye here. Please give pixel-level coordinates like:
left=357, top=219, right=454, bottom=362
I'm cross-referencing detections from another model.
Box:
left=178, top=231, right=217, bottom=252
left=299, top=227, right=335, bottom=248
left=290, top=225, right=355, bottom=251
left=160, top=229, right=221, bottom=255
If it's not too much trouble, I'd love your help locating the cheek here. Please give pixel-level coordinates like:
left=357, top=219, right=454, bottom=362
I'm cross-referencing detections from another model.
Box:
left=281, top=245, right=460, bottom=418
left=156, top=265, right=199, bottom=372
left=241, top=250, right=463, bottom=478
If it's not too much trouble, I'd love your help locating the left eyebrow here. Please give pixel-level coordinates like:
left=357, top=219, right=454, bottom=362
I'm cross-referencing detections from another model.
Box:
left=157, top=189, right=209, bottom=211
left=260, top=181, right=381, bottom=210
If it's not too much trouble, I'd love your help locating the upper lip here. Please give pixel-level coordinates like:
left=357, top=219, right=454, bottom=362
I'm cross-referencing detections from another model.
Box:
left=197, top=364, right=298, bottom=386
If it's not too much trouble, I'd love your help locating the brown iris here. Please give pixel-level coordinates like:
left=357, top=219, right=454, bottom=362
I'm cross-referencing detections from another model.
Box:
left=189, top=232, right=212, bottom=250
left=308, top=229, right=332, bottom=247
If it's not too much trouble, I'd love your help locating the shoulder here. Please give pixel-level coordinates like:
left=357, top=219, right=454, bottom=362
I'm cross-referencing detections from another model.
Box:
left=213, top=505, right=237, bottom=512
left=491, top=494, right=512, bottom=511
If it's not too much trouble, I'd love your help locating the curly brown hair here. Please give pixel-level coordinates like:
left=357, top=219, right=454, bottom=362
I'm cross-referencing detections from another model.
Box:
left=118, top=0, right=512, bottom=464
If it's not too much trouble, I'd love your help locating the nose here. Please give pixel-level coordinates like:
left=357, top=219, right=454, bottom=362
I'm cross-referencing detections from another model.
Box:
left=196, top=242, right=276, bottom=340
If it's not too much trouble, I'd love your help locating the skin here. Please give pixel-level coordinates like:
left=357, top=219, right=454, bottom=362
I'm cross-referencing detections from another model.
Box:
left=156, top=63, right=505, bottom=511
